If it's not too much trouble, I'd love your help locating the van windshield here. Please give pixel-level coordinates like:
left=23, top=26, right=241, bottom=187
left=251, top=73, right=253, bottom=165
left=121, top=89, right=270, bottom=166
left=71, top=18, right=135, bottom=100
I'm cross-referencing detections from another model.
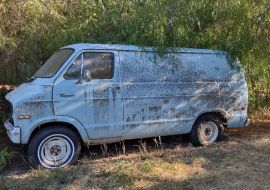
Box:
left=34, top=48, right=74, bottom=78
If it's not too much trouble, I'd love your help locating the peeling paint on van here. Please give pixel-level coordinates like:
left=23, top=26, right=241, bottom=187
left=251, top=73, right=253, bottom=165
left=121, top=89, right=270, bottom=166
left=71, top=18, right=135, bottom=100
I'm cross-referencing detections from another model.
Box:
left=4, top=43, right=249, bottom=145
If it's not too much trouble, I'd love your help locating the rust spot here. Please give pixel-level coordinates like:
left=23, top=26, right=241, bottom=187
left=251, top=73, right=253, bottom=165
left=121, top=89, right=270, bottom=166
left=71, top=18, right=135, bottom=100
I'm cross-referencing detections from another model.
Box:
left=163, top=99, right=169, bottom=104
left=214, top=66, right=220, bottom=71
left=93, top=88, right=109, bottom=99
left=132, top=114, right=136, bottom=121
left=128, top=124, right=137, bottom=128
left=112, top=88, right=117, bottom=100
left=171, top=108, right=176, bottom=112
left=175, top=112, right=181, bottom=118
left=84, top=89, right=87, bottom=100
left=149, top=106, right=161, bottom=112
left=93, top=99, right=109, bottom=123
left=126, top=117, right=131, bottom=122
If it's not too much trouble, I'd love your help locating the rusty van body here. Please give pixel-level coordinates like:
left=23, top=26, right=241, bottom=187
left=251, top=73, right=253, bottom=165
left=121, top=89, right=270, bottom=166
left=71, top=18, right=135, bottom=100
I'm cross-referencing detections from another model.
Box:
left=3, top=44, right=249, bottom=168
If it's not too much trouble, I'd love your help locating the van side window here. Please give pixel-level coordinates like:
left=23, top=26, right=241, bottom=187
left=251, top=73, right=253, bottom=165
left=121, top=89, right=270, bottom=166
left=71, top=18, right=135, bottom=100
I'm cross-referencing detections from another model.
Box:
left=64, top=54, right=82, bottom=79
left=64, top=52, right=114, bottom=79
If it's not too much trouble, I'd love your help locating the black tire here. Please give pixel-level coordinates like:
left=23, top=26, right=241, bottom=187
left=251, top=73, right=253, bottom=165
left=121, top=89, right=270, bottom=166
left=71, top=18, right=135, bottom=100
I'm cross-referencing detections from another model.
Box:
left=28, top=126, right=81, bottom=169
left=190, top=115, right=224, bottom=147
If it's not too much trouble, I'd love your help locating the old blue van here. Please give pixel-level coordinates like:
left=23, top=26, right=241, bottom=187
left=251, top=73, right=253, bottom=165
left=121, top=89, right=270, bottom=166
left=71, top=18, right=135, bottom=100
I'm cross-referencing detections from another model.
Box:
left=4, top=43, right=249, bottom=168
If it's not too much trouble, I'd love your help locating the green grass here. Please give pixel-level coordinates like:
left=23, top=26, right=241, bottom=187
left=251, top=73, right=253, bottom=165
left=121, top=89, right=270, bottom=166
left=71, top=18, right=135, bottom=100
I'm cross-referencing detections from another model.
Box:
left=0, top=148, right=14, bottom=170
left=0, top=86, right=15, bottom=170
left=0, top=127, right=15, bottom=171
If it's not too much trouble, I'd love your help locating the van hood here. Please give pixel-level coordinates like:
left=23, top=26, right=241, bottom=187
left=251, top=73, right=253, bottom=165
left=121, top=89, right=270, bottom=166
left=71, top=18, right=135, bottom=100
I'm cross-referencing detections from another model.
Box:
left=5, top=82, right=53, bottom=106
left=5, top=79, right=55, bottom=129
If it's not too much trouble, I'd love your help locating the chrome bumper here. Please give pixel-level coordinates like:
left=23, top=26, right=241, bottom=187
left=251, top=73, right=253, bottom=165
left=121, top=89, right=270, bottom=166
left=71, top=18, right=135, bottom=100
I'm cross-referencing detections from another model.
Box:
left=4, top=119, right=21, bottom=144
left=245, top=118, right=250, bottom=127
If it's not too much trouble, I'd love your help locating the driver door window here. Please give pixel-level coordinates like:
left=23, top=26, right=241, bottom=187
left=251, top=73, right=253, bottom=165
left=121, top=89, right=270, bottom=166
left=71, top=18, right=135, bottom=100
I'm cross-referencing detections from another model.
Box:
left=64, top=52, right=114, bottom=79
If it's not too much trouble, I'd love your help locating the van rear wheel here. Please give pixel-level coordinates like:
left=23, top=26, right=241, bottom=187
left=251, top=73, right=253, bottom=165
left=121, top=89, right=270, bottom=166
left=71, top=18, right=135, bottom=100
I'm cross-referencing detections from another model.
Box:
left=28, top=127, right=81, bottom=169
left=190, top=115, right=224, bottom=147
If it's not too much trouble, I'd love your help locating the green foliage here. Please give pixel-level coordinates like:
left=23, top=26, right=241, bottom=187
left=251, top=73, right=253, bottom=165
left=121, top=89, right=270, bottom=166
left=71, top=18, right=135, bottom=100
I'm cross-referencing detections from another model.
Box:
left=0, top=148, right=14, bottom=170
left=0, top=0, right=269, bottom=110
left=0, top=87, right=9, bottom=124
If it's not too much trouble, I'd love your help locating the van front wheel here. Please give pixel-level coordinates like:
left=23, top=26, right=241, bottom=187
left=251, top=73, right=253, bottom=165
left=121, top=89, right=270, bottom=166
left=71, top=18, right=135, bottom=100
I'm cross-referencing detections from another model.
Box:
left=28, top=127, right=81, bottom=169
left=190, top=115, right=224, bottom=147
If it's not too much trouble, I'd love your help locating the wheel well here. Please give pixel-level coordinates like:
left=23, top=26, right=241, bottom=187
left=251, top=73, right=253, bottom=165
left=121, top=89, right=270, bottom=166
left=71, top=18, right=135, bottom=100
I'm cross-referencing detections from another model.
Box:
left=29, top=122, right=83, bottom=144
left=195, top=112, right=228, bottom=127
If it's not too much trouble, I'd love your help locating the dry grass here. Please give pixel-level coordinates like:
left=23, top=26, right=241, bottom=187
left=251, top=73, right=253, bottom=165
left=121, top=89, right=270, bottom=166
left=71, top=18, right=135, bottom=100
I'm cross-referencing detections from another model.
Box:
left=251, top=107, right=270, bottom=120
left=0, top=123, right=270, bottom=190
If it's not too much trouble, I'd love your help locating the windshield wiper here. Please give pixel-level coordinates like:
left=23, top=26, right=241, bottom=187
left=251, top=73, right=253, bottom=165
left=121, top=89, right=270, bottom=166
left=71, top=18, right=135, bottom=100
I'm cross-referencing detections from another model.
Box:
left=25, top=76, right=36, bottom=83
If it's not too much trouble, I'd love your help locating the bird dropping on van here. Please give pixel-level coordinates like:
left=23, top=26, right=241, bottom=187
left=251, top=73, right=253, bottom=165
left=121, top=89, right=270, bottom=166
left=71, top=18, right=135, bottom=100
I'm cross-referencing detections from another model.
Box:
left=3, top=43, right=250, bottom=168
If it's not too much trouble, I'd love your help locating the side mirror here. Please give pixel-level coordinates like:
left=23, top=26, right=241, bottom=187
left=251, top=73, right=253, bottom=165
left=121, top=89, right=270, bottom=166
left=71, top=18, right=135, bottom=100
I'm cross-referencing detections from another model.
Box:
left=75, top=70, right=91, bottom=84
left=39, top=59, right=45, bottom=66
left=83, top=70, right=92, bottom=82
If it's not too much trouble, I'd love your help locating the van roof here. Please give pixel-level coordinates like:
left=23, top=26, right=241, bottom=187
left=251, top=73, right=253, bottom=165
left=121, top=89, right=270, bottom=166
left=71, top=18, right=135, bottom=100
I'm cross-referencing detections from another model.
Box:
left=63, top=43, right=227, bottom=54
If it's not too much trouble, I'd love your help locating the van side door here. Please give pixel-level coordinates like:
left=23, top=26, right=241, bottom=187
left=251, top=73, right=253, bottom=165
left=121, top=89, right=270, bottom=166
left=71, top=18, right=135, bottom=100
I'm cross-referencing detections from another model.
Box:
left=120, top=51, right=191, bottom=139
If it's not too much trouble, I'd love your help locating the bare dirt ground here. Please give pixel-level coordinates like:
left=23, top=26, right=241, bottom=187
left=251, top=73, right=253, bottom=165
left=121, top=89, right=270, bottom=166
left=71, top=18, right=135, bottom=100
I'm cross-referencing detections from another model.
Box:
left=0, top=122, right=270, bottom=190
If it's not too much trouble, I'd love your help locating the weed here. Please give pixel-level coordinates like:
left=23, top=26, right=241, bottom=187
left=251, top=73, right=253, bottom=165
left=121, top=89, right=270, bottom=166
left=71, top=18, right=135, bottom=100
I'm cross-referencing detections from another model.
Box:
left=141, top=160, right=154, bottom=172
left=109, top=170, right=134, bottom=187
left=0, top=148, right=15, bottom=170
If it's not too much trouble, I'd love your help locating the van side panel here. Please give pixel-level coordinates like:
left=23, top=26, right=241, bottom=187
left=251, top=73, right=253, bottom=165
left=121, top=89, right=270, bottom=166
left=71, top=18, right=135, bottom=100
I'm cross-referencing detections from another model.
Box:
left=120, top=51, right=248, bottom=139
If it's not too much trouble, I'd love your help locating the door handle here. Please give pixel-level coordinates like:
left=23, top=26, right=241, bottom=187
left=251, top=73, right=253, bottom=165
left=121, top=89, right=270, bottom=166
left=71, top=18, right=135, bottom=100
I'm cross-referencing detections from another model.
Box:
left=60, top=94, right=75, bottom=97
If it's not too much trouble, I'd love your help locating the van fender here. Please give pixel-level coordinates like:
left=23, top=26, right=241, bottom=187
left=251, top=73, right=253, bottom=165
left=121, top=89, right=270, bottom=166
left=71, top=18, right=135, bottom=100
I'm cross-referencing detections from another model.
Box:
left=192, top=109, right=229, bottom=128
left=25, top=116, right=89, bottom=144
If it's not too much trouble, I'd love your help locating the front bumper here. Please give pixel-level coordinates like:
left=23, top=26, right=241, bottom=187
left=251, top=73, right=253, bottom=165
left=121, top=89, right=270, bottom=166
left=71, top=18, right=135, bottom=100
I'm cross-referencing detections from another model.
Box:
left=4, top=119, right=21, bottom=144
left=245, top=118, right=250, bottom=127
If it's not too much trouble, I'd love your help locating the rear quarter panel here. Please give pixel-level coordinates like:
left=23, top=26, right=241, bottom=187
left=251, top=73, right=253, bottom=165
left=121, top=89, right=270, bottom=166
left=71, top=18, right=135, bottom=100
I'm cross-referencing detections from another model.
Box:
left=120, top=51, right=248, bottom=139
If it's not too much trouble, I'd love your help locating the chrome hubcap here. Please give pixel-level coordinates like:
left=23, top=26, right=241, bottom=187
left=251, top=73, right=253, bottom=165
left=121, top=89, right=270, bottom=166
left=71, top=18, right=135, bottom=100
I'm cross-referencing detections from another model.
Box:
left=200, top=122, right=218, bottom=144
left=50, top=145, right=62, bottom=156
left=37, top=134, right=74, bottom=168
